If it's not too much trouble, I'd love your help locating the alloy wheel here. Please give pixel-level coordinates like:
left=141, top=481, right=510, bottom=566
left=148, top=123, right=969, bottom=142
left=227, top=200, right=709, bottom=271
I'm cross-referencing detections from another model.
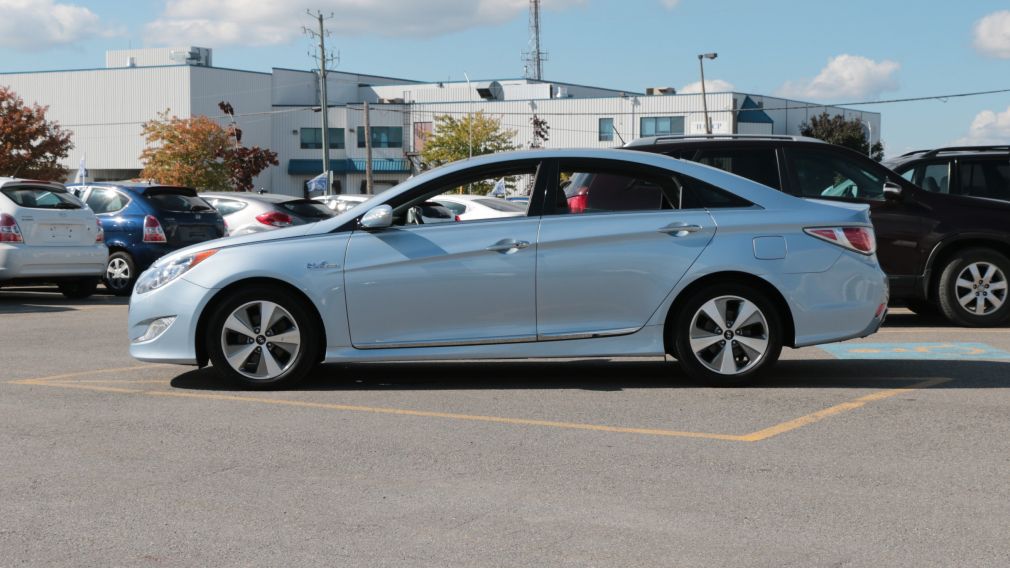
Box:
left=105, top=257, right=131, bottom=290
left=220, top=300, right=302, bottom=380
left=688, top=295, right=769, bottom=375
left=954, top=261, right=1007, bottom=316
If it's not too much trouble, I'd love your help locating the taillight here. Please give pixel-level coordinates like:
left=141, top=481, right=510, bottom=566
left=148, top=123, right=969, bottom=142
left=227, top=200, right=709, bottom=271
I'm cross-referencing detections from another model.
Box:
left=95, top=218, right=104, bottom=243
left=567, top=186, right=589, bottom=214
left=804, top=226, right=876, bottom=255
left=454, top=215, right=461, bottom=222
left=255, top=212, right=293, bottom=227
left=0, top=213, right=23, bottom=243
left=143, top=215, right=167, bottom=243
left=222, top=218, right=230, bottom=236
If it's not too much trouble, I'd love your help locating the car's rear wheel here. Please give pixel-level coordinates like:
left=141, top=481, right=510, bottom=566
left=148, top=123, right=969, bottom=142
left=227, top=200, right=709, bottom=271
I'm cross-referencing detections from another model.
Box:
left=58, top=278, right=99, bottom=299
left=206, top=286, right=320, bottom=389
left=104, top=252, right=136, bottom=296
left=672, top=283, right=783, bottom=386
left=937, top=248, right=1010, bottom=327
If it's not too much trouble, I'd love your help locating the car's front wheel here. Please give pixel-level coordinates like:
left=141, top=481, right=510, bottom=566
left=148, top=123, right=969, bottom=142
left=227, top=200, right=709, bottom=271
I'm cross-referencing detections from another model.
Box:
left=672, top=283, right=783, bottom=386
left=206, top=286, right=320, bottom=389
left=937, top=248, right=1010, bottom=327
left=104, top=252, right=136, bottom=296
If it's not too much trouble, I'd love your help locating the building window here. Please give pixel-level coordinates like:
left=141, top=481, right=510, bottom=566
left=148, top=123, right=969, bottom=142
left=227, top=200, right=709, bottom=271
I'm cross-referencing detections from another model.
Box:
left=300, top=128, right=344, bottom=150
left=358, top=126, right=404, bottom=148
left=640, top=116, right=684, bottom=137
left=598, top=118, right=614, bottom=142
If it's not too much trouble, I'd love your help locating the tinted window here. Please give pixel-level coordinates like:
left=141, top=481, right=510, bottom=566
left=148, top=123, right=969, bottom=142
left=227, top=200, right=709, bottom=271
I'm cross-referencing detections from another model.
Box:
left=916, top=162, right=951, bottom=194
left=695, top=148, right=781, bottom=190
left=299, top=128, right=345, bottom=150
left=2, top=185, right=83, bottom=209
left=640, top=116, right=684, bottom=136
left=85, top=188, right=128, bottom=213
left=145, top=188, right=214, bottom=212
left=357, top=127, right=403, bottom=148
left=279, top=200, right=336, bottom=220
left=787, top=148, right=886, bottom=200
left=959, top=160, right=1010, bottom=200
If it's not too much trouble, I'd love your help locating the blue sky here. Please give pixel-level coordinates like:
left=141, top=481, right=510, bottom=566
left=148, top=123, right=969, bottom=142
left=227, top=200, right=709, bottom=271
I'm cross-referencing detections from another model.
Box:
left=1, top=0, right=1009, bottom=156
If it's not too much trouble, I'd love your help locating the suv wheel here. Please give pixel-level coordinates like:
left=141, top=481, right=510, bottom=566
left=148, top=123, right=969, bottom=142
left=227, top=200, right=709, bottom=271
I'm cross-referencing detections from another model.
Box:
left=937, top=248, right=1010, bottom=327
left=206, top=286, right=320, bottom=389
left=672, top=283, right=783, bottom=386
left=104, top=252, right=136, bottom=296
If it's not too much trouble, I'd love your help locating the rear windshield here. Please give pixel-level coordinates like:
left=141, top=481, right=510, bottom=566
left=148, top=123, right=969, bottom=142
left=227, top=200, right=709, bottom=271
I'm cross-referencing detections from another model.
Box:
left=145, top=187, right=214, bottom=212
left=280, top=199, right=337, bottom=220
left=473, top=198, right=526, bottom=212
left=1, top=185, right=83, bottom=209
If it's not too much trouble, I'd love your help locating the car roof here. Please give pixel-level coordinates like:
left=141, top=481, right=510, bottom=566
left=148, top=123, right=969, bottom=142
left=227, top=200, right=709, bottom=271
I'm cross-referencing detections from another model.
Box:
left=625, top=134, right=826, bottom=148
left=888, top=145, right=1010, bottom=165
left=0, top=177, right=67, bottom=190
left=69, top=181, right=199, bottom=194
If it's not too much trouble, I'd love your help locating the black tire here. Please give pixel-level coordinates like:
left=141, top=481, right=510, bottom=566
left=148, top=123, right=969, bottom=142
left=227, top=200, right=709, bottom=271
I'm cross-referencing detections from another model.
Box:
left=936, top=248, right=1010, bottom=327
left=206, top=286, right=320, bottom=389
left=671, top=282, right=783, bottom=387
left=103, top=251, right=136, bottom=296
left=58, top=278, right=99, bottom=299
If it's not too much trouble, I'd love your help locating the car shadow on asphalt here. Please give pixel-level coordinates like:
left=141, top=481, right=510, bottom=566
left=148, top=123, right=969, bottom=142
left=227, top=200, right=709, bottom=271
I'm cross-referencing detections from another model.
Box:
left=0, top=288, right=128, bottom=314
left=169, top=358, right=1010, bottom=392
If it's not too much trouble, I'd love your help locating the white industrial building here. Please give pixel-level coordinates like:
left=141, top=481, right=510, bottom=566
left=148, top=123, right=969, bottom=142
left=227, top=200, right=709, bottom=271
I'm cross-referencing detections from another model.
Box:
left=1, top=47, right=882, bottom=196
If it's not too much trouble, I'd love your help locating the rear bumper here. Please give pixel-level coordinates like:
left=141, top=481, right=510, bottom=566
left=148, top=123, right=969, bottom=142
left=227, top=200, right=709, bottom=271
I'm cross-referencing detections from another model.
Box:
left=0, top=243, right=107, bottom=281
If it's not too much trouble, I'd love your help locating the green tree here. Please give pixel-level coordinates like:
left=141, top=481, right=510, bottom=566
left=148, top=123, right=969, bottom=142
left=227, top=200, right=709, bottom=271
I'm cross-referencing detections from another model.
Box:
left=421, top=112, right=518, bottom=169
left=799, top=112, right=884, bottom=161
left=140, top=108, right=278, bottom=191
left=0, top=87, right=74, bottom=180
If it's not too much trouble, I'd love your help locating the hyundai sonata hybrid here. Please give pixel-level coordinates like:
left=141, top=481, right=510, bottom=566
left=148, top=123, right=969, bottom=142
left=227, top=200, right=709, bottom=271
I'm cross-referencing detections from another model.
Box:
left=128, top=149, right=888, bottom=387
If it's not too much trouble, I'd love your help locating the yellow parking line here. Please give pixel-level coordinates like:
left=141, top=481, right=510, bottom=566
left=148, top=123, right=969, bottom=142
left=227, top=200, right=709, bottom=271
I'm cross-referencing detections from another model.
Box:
left=9, top=366, right=950, bottom=442
left=738, top=377, right=950, bottom=442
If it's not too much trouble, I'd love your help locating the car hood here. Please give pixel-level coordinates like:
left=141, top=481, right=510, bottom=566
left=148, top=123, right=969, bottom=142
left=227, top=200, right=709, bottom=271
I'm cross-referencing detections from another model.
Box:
left=148, top=223, right=317, bottom=268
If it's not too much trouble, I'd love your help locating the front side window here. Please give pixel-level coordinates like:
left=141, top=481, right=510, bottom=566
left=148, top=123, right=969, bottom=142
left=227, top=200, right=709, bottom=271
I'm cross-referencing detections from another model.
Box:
left=85, top=188, right=128, bottom=213
left=300, top=128, right=344, bottom=150
left=786, top=147, right=886, bottom=201
left=358, top=127, right=403, bottom=148
left=916, top=161, right=951, bottom=194
left=598, top=118, right=614, bottom=142
left=694, top=147, right=782, bottom=190
left=958, top=159, right=1010, bottom=200
left=640, top=116, right=685, bottom=137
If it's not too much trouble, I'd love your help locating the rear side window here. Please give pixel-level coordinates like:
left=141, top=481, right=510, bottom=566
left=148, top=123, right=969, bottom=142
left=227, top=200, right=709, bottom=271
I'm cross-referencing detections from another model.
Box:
left=1, top=185, right=82, bottom=209
left=85, top=188, right=129, bottom=213
left=145, top=188, right=214, bottom=212
left=279, top=199, right=336, bottom=220
left=694, top=147, right=782, bottom=190
left=958, top=160, right=1010, bottom=200
left=915, top=162, right=951, bottom=194
left=208, top=198, right=247, bottom=216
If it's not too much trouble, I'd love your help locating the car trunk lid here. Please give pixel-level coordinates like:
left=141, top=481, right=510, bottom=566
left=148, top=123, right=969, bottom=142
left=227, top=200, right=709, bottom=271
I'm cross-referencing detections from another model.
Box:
left=1, top=183, right=100, bottom=246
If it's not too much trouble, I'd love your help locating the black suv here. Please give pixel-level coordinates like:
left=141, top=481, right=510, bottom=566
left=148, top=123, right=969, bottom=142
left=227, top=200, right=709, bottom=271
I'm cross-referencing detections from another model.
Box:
left=626, top=135, right=1010, bottom=327
left=883, top=146, right=1010, bottom=201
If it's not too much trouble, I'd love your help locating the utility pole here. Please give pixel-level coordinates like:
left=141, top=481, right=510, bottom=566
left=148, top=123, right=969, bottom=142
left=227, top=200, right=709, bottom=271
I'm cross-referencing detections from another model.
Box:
left=304, top=11, right=339, bottom=194
left=363, top=101, right=373, bottom=194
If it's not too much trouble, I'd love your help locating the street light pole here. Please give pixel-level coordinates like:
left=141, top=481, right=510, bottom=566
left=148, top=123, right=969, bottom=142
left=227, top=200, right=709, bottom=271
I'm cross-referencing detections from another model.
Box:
left=463, top=72, right=473, bottom=159
left=697, top=52, right=718, bottom=135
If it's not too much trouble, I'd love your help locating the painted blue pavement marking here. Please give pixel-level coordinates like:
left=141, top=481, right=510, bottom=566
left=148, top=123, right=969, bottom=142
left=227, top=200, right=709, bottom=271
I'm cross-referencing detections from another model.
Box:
left=820, top=342, right=1010, bottom=360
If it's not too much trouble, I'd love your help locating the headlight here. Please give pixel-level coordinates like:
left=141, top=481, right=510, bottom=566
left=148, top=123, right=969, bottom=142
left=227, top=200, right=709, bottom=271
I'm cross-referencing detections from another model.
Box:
left=134, top=249, right=218, bottom=294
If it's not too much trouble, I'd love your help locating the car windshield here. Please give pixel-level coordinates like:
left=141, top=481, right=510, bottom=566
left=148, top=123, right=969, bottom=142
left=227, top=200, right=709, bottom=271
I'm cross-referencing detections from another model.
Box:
left=280, top=199, right=337, bottom=220
left=145, top=187, right=214, bottom=212
left=1, top=185, right=83, bottom=209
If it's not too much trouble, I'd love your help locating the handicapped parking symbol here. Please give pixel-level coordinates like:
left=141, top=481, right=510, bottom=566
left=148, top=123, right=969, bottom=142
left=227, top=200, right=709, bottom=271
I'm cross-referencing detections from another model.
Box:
left=820, top=342, right=1010, bottom=360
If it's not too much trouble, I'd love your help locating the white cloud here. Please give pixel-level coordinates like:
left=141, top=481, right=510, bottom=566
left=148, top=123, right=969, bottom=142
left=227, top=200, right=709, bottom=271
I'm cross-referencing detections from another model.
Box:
left=660, top=0, right=680, bottom=9
left=145, top=0, right=586, bottom=47
left=973, top=11, right=1010, bottom=58
left=777, top=54, right=900, bottom=101
left=954, top=106, right=1010, bottom=145
left=678, top=79, right=734, bottom=94
left=0, top=0, right=115, bottom=50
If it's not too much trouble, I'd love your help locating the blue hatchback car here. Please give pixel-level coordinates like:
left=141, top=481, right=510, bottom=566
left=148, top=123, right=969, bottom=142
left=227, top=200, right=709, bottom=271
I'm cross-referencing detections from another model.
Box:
left=67, top=182, right=226, bottom=295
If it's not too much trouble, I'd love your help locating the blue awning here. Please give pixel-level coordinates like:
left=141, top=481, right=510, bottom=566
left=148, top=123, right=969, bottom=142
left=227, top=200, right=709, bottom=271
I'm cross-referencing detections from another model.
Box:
left=287, top=158, right=411, bottom=175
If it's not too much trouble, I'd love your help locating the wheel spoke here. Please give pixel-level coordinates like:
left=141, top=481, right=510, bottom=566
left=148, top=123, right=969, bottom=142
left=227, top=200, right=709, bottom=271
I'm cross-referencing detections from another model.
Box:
left=989, top=294, right=1005, bottom=310
left=715, top=345, right=738, bottom=374
left=958, top=292, right=976, bottom=307
left=968, top=263, right=983, bottom=282
left=732, top=300, right=759, bottom=331
left=975, top=296, right=986, bottom=315
left=259, top=302, right=278, bottom=331
left=689, top=333, right=722, bottom=354
left=224, top=313, right=256, bottom=339
left=955, top=277, right=975, bottom=290
left=699, top=299, right=728, bottom=331
left=260, top=348, right=284, bottom=377
left=989, top=281, right=1007, bottom=291
left=982, top=264, right=997, bottom=283
left=735, top=335, right=768, bottom=355
left=225, top=343, right=256, bottom=370
left=270, top=329, right=300, bottom=347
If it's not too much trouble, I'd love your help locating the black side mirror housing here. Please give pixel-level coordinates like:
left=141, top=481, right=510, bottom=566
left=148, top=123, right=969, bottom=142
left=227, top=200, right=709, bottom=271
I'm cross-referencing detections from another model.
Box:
left=883, top=181, right=903, bottom=202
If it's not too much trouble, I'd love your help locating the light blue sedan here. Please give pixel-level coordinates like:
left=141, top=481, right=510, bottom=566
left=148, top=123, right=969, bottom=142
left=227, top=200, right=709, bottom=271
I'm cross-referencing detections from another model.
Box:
left=128, top=149, right=888, bottom=387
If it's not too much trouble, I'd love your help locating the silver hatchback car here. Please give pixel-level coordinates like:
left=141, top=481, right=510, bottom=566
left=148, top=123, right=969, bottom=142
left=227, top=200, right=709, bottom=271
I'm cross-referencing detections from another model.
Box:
left=200, top=192, right=335, bottom=235
left=129, top=149, right=888, bottom=387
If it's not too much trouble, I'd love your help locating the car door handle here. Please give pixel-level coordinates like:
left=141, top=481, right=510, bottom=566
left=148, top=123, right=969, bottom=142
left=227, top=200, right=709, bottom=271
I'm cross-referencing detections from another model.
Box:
left=658, top=223, right=703, bottom=236
left=486, top=239, right=531, bottom=253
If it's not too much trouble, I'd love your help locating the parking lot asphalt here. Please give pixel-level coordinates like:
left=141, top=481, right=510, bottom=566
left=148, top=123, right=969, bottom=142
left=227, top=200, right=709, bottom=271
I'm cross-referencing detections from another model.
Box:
left=3, top=287, right=1010, bottom=567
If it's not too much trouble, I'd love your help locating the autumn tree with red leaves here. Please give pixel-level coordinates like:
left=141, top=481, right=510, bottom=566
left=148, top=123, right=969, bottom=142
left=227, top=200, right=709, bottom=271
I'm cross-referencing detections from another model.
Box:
left=140, top=105, right=278, bottom=192
left=0, top=87, right=74, bottom=180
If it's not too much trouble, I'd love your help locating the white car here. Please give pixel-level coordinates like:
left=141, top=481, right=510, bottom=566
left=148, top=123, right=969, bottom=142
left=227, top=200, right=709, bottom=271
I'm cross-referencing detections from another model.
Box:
left=0, top=178, right=107, bottom=298
left=431, top=194, right=527, bottom=221
left=313, top=194, right=370, bottom=213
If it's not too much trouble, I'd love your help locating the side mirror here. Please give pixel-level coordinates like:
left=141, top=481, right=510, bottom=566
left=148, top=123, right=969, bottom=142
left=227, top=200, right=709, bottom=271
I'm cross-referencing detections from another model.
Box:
left=360, top=205, right=393, bottom=230
left=883, top=181, right=903, bottom=201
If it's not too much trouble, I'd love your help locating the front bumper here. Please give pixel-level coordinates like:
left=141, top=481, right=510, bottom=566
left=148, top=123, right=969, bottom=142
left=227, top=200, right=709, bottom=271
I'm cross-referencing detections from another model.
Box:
left=128, top=276, right=214, bottom=365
